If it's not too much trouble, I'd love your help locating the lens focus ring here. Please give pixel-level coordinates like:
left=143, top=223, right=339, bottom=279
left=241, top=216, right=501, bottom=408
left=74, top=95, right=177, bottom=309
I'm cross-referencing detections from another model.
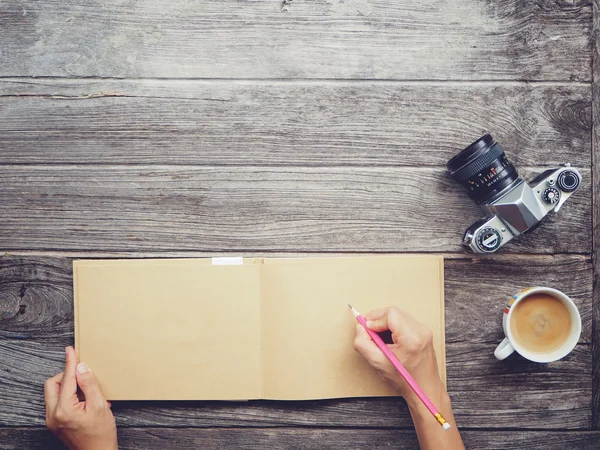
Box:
left=449, top=142, right=506, bottom=182
left=447, top=134, right=520, bottom=204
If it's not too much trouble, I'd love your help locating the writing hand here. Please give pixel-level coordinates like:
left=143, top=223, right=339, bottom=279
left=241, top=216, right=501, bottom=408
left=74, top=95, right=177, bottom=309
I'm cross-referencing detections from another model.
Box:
left=44, top=346, right=118, bottom=450
left=353, top=307, right=465, bottom=450
left=353, top=307, right=443, bottom=407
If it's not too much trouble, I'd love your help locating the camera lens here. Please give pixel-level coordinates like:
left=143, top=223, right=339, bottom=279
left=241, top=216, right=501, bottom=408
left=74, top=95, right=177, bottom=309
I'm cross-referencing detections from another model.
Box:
left=447, top=134, right=520, bottom=204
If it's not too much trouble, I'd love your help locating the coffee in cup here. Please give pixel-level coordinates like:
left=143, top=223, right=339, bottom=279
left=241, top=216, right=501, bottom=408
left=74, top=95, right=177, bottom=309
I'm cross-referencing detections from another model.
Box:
left=494, top=287, right=581, bottom=363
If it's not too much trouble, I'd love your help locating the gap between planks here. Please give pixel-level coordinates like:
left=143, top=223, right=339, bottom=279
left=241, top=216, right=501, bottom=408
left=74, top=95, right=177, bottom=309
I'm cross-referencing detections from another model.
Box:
left=1, top=250, right=592, bottom=259
left=0, top=77, right=593, bottom=87
left=0, top=426, right=598, bottom=433
left=0, top=164, right=588, bottom=171
left=590, top=0, right=600, bottom=430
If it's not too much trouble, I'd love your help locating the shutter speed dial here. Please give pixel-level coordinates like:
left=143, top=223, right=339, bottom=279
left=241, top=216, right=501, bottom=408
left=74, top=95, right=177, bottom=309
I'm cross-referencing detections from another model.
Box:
left=542, top=188, right=560, bottom=204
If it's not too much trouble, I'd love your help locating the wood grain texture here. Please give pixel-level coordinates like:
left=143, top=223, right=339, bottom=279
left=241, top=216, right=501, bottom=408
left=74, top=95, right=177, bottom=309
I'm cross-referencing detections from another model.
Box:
left=0, top=80, right=591, bottom=167
left=0, top=0, right=592, bottom=80
left=0, top=166, right=591, bottom=253
left=591, top=0, right=600, bottom=429
left=0, top=255, right=592, bottom=429
left=1, top=254, right=592, bottom=343
left=2, top=428, right=600, bottom=450
left=0, top=1, right=596, bottom=446
left=0, top=340, right=591, bottom=429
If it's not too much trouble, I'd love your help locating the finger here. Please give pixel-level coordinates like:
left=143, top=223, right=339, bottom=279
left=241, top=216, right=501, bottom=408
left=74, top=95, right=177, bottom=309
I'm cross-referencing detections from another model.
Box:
left=59, top=346, right=79, bottom=402
left=353, top=324, right=388, bottom=367
left=364, top=308, right=389, bottom=321
left=44, top=372, right=64, bottom=412
left=76, top=363, right=108, bottom=410
left=366, top=308, right=412, bottom=333
left=365, top=307, right=394, bottom=332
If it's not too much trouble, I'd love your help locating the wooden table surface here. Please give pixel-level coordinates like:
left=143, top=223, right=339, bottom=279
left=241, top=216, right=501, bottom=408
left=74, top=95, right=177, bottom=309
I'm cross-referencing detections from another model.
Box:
left=0, top=1, right=598, bottom=448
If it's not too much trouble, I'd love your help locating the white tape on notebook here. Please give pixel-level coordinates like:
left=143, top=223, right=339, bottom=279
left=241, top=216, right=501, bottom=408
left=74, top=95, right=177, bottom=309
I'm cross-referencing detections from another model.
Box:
left=211, top=257, right=244, bottom=265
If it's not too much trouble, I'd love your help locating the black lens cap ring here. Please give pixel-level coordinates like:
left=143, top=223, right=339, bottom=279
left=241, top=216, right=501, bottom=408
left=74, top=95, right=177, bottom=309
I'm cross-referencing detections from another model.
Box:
left=447, top=134, right=520, bottom=204
left=447, top=135, right=505, bottom=182
left=448, top=135, right=493, bottom=172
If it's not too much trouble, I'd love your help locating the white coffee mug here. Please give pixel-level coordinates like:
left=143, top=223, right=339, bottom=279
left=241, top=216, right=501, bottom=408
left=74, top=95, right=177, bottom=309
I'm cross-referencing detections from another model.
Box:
left=494, top=287, right=581, bottom=363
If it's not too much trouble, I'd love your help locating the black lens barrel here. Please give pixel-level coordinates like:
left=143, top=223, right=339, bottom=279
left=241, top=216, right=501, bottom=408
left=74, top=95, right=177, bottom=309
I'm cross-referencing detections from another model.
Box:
left=447, top=134, right=520, bottom=204
left=448, top=135, right=502, bottom=182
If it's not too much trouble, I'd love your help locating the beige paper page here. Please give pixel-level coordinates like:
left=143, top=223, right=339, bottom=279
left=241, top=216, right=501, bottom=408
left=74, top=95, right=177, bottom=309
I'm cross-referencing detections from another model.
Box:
left=74, top=260, right=261, bottom=400
left=260, top=256, right=445, bottom=400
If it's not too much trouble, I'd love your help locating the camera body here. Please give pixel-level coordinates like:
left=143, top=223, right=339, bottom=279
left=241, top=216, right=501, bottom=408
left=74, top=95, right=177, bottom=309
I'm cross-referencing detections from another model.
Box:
left=448, top=135, right=582, bottom=253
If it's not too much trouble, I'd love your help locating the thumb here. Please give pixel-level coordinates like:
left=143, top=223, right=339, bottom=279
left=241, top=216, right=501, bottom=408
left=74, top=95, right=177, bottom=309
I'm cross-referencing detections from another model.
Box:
left=76, top=363, right=107, bottom=409
left=59, top=346, right=79, bottom=402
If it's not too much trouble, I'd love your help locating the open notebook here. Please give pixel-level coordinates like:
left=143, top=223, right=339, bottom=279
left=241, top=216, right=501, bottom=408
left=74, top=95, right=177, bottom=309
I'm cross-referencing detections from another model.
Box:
left=74, top=256, right=445, bottom=400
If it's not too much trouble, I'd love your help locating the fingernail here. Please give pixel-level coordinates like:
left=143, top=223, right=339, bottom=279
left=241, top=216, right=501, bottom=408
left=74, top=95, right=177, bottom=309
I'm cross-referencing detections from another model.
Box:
left=65, top=346, right=69, bottom=356
left=366, top=321, right=373, bottom=328
left=77, top=363, right=90, bottom=374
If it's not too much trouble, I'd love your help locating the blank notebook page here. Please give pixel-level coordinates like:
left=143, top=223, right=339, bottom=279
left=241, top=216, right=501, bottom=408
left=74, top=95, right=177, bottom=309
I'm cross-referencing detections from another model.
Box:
left=74, top=260, right=262, bottom=400
left=260, top=256, right=445, bottom=400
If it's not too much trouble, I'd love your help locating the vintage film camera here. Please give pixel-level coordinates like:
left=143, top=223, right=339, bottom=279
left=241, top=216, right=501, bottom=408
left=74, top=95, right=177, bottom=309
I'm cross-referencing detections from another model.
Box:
left=447, top=134, right=582, bottom=253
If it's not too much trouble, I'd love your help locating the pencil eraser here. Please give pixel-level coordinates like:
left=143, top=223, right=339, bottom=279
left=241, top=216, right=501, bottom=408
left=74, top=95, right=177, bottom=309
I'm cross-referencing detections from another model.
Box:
left=442, top=423, right=451, bottom=431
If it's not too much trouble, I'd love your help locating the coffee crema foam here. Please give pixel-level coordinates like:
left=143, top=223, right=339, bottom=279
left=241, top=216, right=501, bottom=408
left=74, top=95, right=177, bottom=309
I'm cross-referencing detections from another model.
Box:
left=509, top=294, right=572, bottom=353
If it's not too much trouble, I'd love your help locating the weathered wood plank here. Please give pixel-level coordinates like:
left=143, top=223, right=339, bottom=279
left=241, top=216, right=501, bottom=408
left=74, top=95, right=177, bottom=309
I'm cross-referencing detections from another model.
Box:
left=2, top=427, right=600, bottom=450
left=0, top=254, right=592, bottom=344
left=0, top=0, right=592, bottom=80
left=0, top=80, right=591, bottom=167
left=0, top=338, right=591, bottom=429
left=591, top=0, right=600, bottom=429
left=0, top=255, right=592, bottom=429
left=0, top=166, right=591, bottom=253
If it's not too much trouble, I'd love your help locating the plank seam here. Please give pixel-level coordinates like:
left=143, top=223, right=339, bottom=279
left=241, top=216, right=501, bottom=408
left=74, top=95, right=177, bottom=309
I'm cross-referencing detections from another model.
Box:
left=590, top=0, right=600, bottom=430
left=0, top=165, right=591, bottom=171
left=0, top=425, right=598, bottom=432
left=0, top=77, right=593, bottom=86
left=0, top=250, right=593, bottom=257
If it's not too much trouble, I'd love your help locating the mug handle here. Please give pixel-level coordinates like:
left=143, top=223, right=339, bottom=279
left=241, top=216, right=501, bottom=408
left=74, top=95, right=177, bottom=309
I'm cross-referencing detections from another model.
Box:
left=494, top=338, right=515, bottom=360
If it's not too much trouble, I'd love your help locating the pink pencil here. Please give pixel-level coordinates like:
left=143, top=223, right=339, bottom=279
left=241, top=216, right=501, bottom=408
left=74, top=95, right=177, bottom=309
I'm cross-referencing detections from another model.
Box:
left=349, top=304, right=451, bottom=431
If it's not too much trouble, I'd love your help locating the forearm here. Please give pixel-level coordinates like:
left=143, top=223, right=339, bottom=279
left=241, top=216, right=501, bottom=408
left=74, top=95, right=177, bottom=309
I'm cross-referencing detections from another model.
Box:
left=407, top=391, right=465, bottom=450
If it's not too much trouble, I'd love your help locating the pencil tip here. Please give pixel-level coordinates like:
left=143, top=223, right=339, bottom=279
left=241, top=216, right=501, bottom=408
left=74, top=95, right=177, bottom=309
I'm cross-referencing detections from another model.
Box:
left=348, top=304, right=352, bottom=309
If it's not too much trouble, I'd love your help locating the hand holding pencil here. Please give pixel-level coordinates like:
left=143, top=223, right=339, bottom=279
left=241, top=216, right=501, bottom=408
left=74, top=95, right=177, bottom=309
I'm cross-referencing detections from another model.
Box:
left=353, top=307, right=466, bottom=449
